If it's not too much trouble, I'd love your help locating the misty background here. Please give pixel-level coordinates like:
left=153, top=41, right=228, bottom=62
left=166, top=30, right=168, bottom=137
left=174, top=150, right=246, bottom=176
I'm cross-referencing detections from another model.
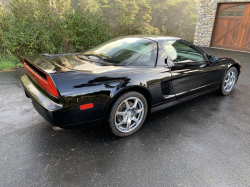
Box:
left=0, top=0, right=199, bottom=70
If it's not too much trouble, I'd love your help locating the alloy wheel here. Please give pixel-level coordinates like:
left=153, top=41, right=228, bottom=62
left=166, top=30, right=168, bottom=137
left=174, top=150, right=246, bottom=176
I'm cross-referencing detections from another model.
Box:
left=115, top=97, right=144, bottom=133
left=224, top=70, right=237, bottom=93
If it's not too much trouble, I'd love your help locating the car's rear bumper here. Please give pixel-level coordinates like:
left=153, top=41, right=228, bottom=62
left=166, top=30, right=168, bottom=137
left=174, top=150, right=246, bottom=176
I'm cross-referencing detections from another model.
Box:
left=21, top=74, right=103, bottom=128
left=21, top=74, right=75, bottom=127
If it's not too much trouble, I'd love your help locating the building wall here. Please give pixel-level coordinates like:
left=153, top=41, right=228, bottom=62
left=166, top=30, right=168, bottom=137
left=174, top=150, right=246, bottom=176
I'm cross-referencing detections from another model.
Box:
left=194, top=0, right=250, bottom=47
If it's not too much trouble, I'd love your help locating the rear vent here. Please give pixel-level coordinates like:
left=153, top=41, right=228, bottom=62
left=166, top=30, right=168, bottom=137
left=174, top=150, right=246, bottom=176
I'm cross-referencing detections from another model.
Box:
left=24, top=60, right=47, bottom=80
left=23, top=58, right=59, bottom=98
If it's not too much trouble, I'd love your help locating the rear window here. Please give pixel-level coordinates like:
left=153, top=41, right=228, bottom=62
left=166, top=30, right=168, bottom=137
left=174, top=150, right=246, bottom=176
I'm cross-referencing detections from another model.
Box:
left=82, top=37, right=157, bottom=66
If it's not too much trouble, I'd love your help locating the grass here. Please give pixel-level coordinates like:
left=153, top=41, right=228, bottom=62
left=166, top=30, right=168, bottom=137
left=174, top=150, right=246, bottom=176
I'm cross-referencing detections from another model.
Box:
left=0, top=61, right=23, bottom=71
left=0, top=54, right=23, bottom=71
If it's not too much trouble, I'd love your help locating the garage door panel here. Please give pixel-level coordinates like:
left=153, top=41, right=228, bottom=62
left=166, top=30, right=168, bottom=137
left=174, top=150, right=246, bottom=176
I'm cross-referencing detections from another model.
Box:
left=212, top=19, right=243, bottom=48
left=211, top=3, right=250, bottom=51
left=241, top=20, right=250, bottom=51
left=223, top=20, right=242, bottom=47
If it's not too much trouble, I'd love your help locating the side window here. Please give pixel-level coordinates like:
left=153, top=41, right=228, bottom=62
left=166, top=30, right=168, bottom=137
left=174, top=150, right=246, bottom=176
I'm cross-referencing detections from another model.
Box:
left=164, top=40, right=205, bottom=63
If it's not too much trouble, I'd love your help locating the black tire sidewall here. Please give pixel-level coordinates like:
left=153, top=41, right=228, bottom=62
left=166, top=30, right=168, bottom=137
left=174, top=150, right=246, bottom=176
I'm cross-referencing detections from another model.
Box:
left=109, top=92, right=148, bottom=137
left=221, top=67, right=238, bottom=95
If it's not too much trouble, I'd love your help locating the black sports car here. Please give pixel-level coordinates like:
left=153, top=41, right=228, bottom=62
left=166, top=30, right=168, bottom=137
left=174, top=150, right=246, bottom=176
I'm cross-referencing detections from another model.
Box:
left=21, top=35, right=241, bottom=137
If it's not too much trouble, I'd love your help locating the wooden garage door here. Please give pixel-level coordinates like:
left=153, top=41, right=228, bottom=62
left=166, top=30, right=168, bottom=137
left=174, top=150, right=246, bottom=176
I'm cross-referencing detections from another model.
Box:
left=211, top=3, right=250, bottom=52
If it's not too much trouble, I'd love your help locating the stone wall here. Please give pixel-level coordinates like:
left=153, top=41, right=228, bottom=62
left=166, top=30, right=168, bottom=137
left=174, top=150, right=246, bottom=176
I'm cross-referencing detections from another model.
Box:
left=194, top=0, right=250, bottom=47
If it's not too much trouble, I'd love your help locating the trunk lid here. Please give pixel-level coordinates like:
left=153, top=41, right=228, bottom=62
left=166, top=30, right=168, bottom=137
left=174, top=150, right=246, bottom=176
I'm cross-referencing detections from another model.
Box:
left=24, top=54, right=137, bottom=75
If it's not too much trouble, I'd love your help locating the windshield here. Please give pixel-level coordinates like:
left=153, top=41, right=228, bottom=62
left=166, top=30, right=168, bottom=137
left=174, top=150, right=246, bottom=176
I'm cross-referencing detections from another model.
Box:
left=82, top=37, right=157, bottom=66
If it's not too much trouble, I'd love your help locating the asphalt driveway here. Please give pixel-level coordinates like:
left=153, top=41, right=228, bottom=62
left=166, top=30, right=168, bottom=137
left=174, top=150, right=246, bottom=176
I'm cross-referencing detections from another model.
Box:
left=1, top=48, right=250, bottom=187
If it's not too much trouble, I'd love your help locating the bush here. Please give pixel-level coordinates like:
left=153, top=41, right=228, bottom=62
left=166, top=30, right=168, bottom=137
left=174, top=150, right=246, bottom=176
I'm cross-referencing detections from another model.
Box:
left=0, top=0, right=196, bottom=71
left=64, top=7, right=112, bottom=52
left=0, top=51, right=22, bottom=71
left=0, top=0, right=144, bottom=64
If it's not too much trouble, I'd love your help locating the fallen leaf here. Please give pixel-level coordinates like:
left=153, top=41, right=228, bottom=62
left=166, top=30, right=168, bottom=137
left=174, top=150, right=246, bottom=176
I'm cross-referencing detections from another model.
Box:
left=45, top=164, right=50, bottom=171
left=65, top=156, right=72, bottom=160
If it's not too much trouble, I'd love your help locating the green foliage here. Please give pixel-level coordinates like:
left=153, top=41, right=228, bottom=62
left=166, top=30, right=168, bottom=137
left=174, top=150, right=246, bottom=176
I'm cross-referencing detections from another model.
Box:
left=0, top=51, right=22, bottom=71
left=1, top=0, right=65, bottom=56
left=110, top=12, right=142, bottom=37
left=126, top=2, right=138, bottom=19
left=136, top=3, right=152, bottom=33
left=0, top=61, right=18, bottom=71
left=0, top=0, right=199, bottom=70
left=64, top=7, right=111, bottom=52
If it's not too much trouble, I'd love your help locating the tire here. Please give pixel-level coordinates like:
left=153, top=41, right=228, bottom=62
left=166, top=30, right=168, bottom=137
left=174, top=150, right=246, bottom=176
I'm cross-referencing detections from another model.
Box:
left=219, top=67, right=238, bottom=96
left=108, top=92, right=148, bottom=137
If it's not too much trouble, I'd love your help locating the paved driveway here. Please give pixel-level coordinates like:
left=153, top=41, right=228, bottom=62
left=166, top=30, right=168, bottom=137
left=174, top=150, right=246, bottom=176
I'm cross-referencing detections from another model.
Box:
left=0, top=48, right=250, bottom=187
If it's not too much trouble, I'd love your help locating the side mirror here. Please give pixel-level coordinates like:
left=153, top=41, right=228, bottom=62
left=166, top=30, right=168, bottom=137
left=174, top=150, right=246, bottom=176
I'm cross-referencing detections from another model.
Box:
left=165, top=56, right=175, bottom=67
left=208, top=55, right=218, bottom=63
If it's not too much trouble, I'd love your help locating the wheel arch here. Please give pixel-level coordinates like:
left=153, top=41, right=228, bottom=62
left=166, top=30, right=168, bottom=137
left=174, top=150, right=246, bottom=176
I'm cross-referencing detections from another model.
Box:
left=221, top=63, right=241, bottom=83
left=231, top=64, right=241, bottom=75
left=102, top=86, right=152, bottom=123
left=226, top=64, right=241, bottom=84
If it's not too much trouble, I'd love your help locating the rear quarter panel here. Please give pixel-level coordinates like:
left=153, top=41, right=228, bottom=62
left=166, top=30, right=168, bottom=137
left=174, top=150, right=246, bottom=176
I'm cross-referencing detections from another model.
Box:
left=51, top=67, right=172, bottom=123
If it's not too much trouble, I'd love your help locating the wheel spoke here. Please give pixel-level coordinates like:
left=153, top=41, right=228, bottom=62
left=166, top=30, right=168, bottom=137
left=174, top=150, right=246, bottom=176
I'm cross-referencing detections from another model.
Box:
left=126, top=118, right=131, bottom=131
left=230, top=72, right=235, bottom=79
left=116, top=118, right=126, bottom=127
left=135, top=108, right=143, bottom=114
left=224, top=83, right=229, bottom=90
left=116, top=112, right=125, bottom=117
left=125, top=101, right=130, bottom=110
left=133, top=116, right=139, bottom=123
left=131, top=99, right=138, bottom=109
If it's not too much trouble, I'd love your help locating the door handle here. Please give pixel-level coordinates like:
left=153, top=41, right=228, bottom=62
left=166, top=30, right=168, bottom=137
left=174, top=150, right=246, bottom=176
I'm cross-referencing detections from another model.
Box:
left=241, top=23, right=244, bottom=29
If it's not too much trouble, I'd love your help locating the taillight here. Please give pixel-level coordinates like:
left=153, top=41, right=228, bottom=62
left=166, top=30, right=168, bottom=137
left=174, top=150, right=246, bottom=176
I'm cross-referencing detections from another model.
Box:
left=23, top=58, right=59, bottom=98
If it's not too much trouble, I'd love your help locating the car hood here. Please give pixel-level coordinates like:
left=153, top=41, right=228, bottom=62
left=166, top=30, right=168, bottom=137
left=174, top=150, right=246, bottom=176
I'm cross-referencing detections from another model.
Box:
left=24, top=54, right=149, bottom=75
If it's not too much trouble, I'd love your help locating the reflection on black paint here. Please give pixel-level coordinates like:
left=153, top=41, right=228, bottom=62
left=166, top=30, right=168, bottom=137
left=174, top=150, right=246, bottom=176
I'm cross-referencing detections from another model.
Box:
left=73, top=77, right=131, bottom=89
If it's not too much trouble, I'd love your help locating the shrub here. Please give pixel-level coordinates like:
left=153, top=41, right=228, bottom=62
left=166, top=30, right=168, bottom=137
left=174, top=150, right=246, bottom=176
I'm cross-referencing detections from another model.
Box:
left=0, top=0, right=144, bottom=62
left=0, top=0, right=196, bottom=71
left=0, top=51, right=22, bottom=71
left=64, top=7, right=111, bottom=53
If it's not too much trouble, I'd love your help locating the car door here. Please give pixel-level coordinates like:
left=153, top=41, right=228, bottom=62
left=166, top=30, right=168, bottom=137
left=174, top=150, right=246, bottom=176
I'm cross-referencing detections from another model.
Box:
left=163, top=40, right=223, bottom=101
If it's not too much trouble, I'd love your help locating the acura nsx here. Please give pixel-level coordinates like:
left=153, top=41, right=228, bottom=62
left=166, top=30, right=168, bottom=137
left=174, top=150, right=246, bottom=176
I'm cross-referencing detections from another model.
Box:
left=21, top=35, right=241, bottom=137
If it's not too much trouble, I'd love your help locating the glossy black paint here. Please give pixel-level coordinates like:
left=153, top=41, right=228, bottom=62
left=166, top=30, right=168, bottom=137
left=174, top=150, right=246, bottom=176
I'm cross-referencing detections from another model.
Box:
left=21, top=35, right=242, bottom=128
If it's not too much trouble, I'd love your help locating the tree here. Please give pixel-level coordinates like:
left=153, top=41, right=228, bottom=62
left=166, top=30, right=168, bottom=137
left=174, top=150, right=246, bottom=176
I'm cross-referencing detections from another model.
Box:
left=126, top=2, right=138, bottom=19
left=135, top=3, right=152, bottom=32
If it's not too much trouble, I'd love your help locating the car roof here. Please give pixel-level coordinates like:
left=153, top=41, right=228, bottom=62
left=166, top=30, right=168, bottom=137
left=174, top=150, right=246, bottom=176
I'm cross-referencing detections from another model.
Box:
left=120, top=35, right=182, bottom=42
